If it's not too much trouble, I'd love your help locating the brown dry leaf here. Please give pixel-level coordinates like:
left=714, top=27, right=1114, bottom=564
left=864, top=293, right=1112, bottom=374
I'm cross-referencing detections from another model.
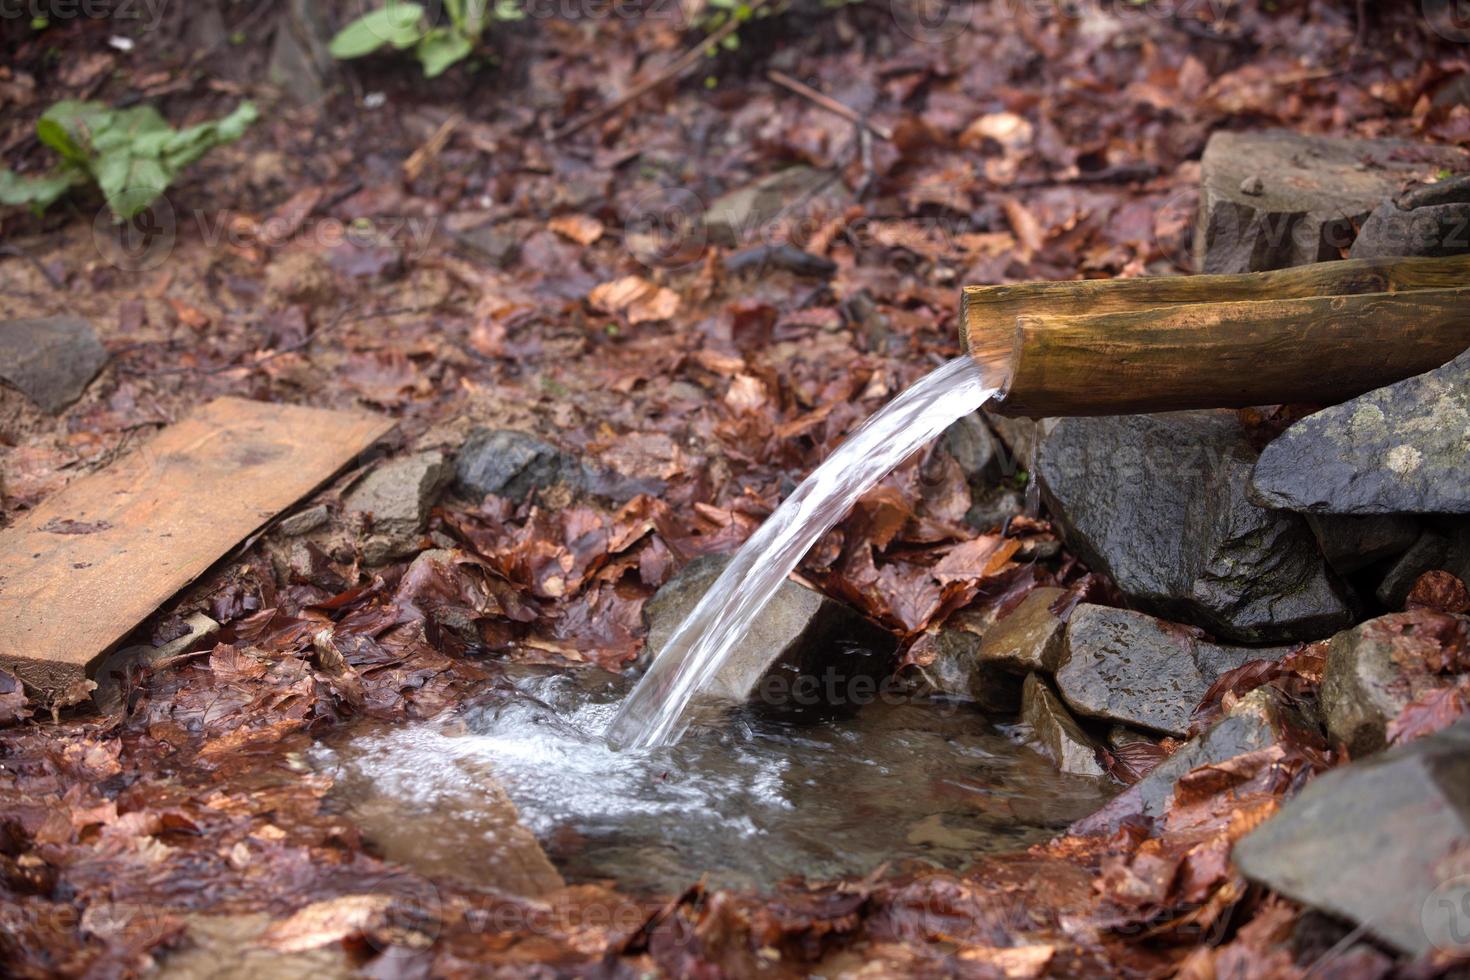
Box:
left=959, top=111, right=1034, bottom=151
left=589, top=276, right=681, bottom=324
left=1002, top=198, right=1046, bottom=260
left=0, top=667, right=30, bottom=725
left=725, top=374, right=769, bottom=412
left=258, top=894, right=393, bottom=952
left=549, top=213, right=606, bottom=245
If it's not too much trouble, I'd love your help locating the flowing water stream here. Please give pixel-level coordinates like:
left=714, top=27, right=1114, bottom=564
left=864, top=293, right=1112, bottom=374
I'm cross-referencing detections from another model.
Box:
left=317, top=666, right=1111, bottom=895
left=604, top=355, right=1009, bottom=749
left=314, top=354, right=1104, bottom=897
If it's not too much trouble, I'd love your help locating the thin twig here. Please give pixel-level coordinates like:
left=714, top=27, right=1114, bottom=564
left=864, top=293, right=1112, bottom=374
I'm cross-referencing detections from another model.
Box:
left=0, top=244, right=64, bottom=290
left=552, top=0, right=772, bottom=141
left=766, top=70, right=893, bottom=141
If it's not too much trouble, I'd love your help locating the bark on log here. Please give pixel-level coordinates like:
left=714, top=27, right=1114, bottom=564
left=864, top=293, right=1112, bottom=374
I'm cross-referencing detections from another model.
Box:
left=963, top=255, right=1470, bottom=417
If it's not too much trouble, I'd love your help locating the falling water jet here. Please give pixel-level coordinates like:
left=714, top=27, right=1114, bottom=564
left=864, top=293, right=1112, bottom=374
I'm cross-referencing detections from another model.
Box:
left=609, top=253, right=1470, bottom=750
left=604, top=353, right=1011, bottom=750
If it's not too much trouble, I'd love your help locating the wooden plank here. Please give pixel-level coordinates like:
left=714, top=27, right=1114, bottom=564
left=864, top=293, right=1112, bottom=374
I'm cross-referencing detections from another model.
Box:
left=0, top=397, right=393, bottom=699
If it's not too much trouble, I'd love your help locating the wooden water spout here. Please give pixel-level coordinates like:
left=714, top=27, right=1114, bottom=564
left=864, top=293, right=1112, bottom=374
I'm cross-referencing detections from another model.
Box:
left=964, top=254, right=1470, bottom=417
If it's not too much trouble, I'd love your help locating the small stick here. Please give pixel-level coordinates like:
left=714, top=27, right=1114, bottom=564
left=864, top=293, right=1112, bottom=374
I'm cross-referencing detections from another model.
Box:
left=403, top=113, right=463, bottom=182
left=766, top=70, right=893, bottom=141
left=552, top=0, right=770, bottom=141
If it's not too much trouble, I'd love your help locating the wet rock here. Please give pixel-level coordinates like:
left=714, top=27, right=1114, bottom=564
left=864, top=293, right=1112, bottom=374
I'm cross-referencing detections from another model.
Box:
left=0, top=316, right=108, bottom=413
left=942, top=411, right=1002, bottom=486
left=723, top=243, right=836, bottom=279
left=1233, top=718, right=1470, bottom=958
left=979, top=587, right=1069, bottom=677
left=1350, top=174, right=1470, bottom=259
left=1038, top=412, right=1352, bottom=644
left=1055, top=604, right=1291, bottom=737
left=921, top=607, right=1023, bottom=713
left=704, top=167, right=832, bottom=247
left=1022, top=673, right=1105, bottom=778
left=455, top=429, right=579, bottom=504
left=1375, top=522, right=1470, bottom=608
left=643, top=554, right=896, bottom=714
left=454, top=428, right=659, bottom=506
left=267, top=0, right=336, bottom=104
left=93, top=612, right=220, bottom=714
left=1194, top=130, right=1466, bottom=273
left=1303, top=513, right=1420, bottom=577
left=1073, top=687, right=1302, bottom=834
left=345, top=451, right=451, bottom=565
left=1250, top=349, right=1470, bottom=516
left=456, top=221, right=522, bottom=269
left=1319, top=610, right=1470, bottom=757
left=983, top=411, right=1046, bottom=476
left=277, top=504, right=330, bottom=537
left=264, top=250, right=337, bottom=308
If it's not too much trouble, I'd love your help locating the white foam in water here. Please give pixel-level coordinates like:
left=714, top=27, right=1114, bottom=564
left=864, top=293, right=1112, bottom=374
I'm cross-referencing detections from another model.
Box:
left=604, top=355, right=1007, bottom=750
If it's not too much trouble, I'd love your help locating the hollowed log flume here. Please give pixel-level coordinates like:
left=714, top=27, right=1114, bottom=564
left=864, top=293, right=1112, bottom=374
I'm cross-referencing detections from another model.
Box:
left=963, top=253, right=1470, bottom=417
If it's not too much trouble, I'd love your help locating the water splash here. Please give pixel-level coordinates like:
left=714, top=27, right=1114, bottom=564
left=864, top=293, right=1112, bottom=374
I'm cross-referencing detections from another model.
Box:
left=605, top=355, right=1008, bottom=750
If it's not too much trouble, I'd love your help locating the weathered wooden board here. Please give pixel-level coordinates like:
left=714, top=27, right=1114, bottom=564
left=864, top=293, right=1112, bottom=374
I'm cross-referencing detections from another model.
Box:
left=0, top=397, right=393, bottom=700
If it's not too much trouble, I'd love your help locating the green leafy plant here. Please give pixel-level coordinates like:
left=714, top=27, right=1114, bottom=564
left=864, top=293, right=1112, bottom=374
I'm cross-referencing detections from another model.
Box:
left=330, top=0, right=521, bottom=79
left=0, top=100, right=257, bottom=219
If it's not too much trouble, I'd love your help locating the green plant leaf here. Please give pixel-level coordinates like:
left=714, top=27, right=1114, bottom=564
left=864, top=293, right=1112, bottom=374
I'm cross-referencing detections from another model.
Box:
left=7, top=98, right=258, bottom=220
left=417, top=27, right=474, bottom=78
left=329, top=4, right=427, bottom=59
left=0, top=167, right=83, bottom=213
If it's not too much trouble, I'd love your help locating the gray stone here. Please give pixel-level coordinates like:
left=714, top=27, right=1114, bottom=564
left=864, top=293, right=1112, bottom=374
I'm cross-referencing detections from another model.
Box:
left=983, top=411, right=1049, bottom=478
left=1022, top=673, right=1105, bottom=778
left=643, top=554, right=896, bottom=713
left=1056, top=604, right=1291, bottom=737
left=0, top=316, right=108, bottom=413
left=1072, top=687, right=1300, bottom=834
left=455, top=429, right=580, bottom=504
left=943, top=411, right=1002, bottom=487
left=704, top=168, right=832, bottom=248
left=1350, top=199, right=1470, bottom=259
left=1194, top=130, right=1466, bottom=273
left=277, top=504, right=330, bottom=537
left=1304, top=513, right=1420, bottom=577
left=1233, top=718, right=1470, bottom=958
left=345, top=451, right=451, bottom=565
left=1320, top=610, right=1470, bottom=757
left=456, top=223, right=522, bottom=269
left=1250, top=349, right=1470, bottom=516
left=1038, top=412, right=1352, bottom=644
left=267, top=0, right=336, bottom=104
left=93, top=612, right=220, bottom=714
left=979, top=587, right=1069, bottom=677
left=454, top=428, right=660, bottom=506
left=1375, top=522, right=1470, bottom=608
left=921, top=606, right=1023, bottom=713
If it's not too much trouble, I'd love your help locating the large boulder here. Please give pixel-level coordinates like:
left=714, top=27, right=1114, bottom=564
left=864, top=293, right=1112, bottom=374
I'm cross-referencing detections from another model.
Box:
left=1073, top=687, right=1305, bottom=834
left=1320, top=610, right=1470, bottom=757
left=1250, top=349, right=1470, bottom=516
left=1233, top=719, right=1470, bottom=958
left=1055, top=604, right=1291, bottom=737
left=1194, top=130, right=1466, bottom=273
left=0, top=316, right=108, bottom=414
left=1037, top=412, right=1352, bottom=644
left=643, top=554, right=896, bottom=715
